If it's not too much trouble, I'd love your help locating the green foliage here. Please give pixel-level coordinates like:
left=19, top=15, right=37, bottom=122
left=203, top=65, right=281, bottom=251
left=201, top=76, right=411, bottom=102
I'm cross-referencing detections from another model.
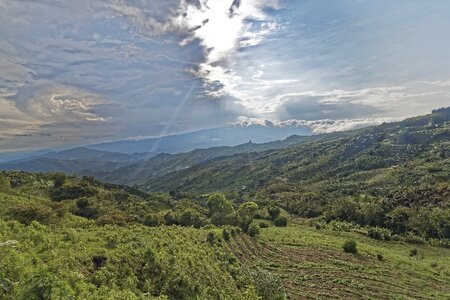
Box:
left=136, top=109, right=450, bottom=244
left=0, top=174, right=11, bottom=191
left=259, top=222, right=270, bottom=228
left=207, top=193, right=234, bottom=226
left=274, top=216, right=288, bottom=227
left=16, top=268, right=75, bottom=300
left=50, top=183, right=97, bottom=201
left=248, top=224, right=260, bottom=237
left=95, top=211, right=134, bottom=226
left=8, top=203, right=60, bottom=225
left=222, top=228, right=231, bottom=241
left=342, top=240, right=358, bottom=254
left=0, top=219, right=254, bottom=300
left=207, top=193, right=234, bottom=216
left=51, top=173, right=66, bottom=188
left=376, top=253, right=384, bottom=261
left=178, top=209, right=205, bottom=228
left=244, top=267, right=286, bottom=300
left=267, top=206, right=280, bottom=220
left=144, top=213, right=164, bottom=227
left=207, top=231, right=219, bottom=245
left=237, top=202, right=258, bottom=231
left=368, top=227, right=392, bottom=241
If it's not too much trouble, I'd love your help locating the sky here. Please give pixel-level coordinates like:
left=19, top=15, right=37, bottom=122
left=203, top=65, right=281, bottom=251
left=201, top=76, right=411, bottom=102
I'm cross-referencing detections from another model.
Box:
left=1, top=0, right=450, bottom=152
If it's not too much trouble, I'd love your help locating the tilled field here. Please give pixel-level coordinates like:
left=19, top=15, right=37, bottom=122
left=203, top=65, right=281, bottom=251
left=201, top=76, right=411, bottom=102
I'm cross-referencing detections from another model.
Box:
left=225, top=227, right=450, bottom=299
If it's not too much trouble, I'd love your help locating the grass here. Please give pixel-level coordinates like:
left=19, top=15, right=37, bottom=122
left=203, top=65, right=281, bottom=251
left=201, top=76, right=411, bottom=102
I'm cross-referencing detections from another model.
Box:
left=226, top=221, right=450, bottom=299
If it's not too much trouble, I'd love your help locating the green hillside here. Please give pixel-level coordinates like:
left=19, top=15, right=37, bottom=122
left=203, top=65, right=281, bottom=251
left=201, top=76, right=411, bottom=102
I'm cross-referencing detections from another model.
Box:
left=228, top=222, right=450, bottom=299
left=0, top=172, right=263, bottom=299
left=142, top=108, right=450, bottom=242
left=1, top=108, right=450, bottom=299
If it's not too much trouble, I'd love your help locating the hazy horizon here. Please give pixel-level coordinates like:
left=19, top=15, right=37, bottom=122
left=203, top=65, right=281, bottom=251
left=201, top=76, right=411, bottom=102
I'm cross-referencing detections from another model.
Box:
left=2, top=0, right=450, bottom=152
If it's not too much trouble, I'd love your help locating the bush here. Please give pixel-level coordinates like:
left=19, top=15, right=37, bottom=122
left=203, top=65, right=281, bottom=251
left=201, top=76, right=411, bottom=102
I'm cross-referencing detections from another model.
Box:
left=9, top=204, right=59, bottom=225
left=248, top=224, right=260, bottom=237
left=245, top=267, right=286, bottom=300
left=402, top=232, right=426, bottom=245
left=178, top=209, right=205, bottom=228
left=206, top=232, right=218, bottom=245
left=259, top=222, right=269, bottom=228
left=96, top=212, right=134, bottom=226
left=376, top=253, right=384, bottom=261
left=274, top=216, right=288, bottom=227
left=368, top=227, right=392, bottom=241
left=330, top=220, right=356, bottom=232
left=75, top=198, right=90, bottom=208
left=52, top=173, right=66, bottom=188
left=143, top=213, right=164, bottom=227
left=222, top=229, right=231, bottom=241
left=50, top=184, right=97, bottom=201
left=343, top=240, right=358, bottom=254
left=267, top=206, right=280, bottom=220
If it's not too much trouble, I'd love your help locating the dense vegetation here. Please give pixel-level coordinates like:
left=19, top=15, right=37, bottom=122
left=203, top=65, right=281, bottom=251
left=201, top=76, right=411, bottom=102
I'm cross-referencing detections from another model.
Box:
left=142, top=108, right=450, bottom=244
left=0, top=171, right=286, bottom=299
left=1, top=108, right=450, bottom=299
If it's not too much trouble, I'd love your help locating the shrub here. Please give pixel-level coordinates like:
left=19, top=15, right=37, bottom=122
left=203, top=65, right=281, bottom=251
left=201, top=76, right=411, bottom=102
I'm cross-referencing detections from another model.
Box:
left=178, top=209, right=205, bottom=228
left=343, top=240, right=358, bottom=254
left=259, top=222, right=269, bottom=228
left=368, top=227, right=392, bottom=241
left=9, top=204, right=58, bottom=225
left=75, top=198, right=90, bottom=208
left=52, top=173, right=66, bottom=188
left=74, top=206, right=100, bottom=219
left=164, top=210, right=177, bottom=225
left=17, top=268, right=74, bottom=299
left=330, top=220, right=356, bottom=232
left=376, top=253, right=384, bottom=261
left=402, top=232, right=426, bottom=245
left=267, top=206, right=280, bottom=220
left=409, top=248, right=418, bottom=257
left=50, top=184, right=97, bottom=201
left=143, top=213, right=164, bottom=227
left=245, top=267, right=286, bottom=300
left=313, top=220, right=326, bottom=230
left=274, top=216, right=288, bottom=227
left=96, top=212, right=134, bottom=226
left=248, top=224, right=260, bottom=237
left=222, top=228, right=231, bottom=241
left=206, top=232, right=218, bottom=245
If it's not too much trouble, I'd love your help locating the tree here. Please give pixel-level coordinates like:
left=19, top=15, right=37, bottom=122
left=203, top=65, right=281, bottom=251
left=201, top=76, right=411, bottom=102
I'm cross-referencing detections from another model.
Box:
left=52, top=173, right=66, bottom=188
left=178, top=209, right=205, bottom=228
left=237, top=202, right=258, bottom=231
left=207, top=193, right=234, bottom=226
left=267, top=206, right=280, bottom=220
left=248, top=224, right=260, bottom=237
left=143, top=213, right=164, bottom=227
left=388, top=207, right=411, bottom=234
left=207, top=193, right=234, bottom=216
left=274, top=216, right=288, bottom=227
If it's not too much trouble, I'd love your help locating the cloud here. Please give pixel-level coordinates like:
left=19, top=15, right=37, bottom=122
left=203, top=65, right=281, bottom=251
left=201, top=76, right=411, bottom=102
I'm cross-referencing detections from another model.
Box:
left=273, top=85, right=450, bottom=121
left=0, top=84, right=119, bottom=151
left=174, top=0, right=281, bottom=97
left=2, top=0, right=450, bottom=152
left=234, top=116, right=397, bottom=134
left=424, top=80, right=450, bottom=87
